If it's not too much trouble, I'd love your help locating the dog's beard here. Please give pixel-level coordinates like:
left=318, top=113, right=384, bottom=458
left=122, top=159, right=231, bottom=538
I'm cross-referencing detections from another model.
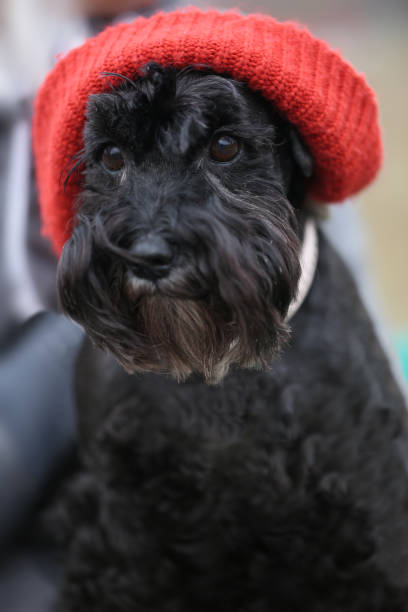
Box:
left=131, top=295, right=251, bottom=383
left=58, top=199, right=301, bottom=384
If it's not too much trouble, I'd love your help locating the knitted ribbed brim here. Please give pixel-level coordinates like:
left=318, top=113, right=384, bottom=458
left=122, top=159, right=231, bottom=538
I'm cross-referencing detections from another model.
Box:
left=33, top=8, right=382, bottom=255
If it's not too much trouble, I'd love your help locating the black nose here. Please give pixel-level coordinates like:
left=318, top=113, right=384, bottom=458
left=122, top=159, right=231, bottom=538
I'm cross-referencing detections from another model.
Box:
left=130, top=235, right=174, bottom=280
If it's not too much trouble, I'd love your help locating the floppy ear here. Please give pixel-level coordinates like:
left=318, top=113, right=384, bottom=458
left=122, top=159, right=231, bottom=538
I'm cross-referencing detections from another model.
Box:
left=289, top=127, right=314, bottom=179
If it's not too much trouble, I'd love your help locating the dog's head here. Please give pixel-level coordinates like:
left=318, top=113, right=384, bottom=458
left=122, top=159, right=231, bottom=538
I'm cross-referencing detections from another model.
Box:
left=34, top=10, right=382, bottom=383
left=58, top=64, right=313, bottom=382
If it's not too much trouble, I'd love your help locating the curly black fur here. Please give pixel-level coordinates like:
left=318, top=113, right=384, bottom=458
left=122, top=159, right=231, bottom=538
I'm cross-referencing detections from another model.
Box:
left=52, top=65, right=408, bottom=610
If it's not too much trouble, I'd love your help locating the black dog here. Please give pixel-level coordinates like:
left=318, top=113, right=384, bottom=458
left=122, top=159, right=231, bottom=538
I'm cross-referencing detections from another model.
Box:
left=54, top=64, right=408, bottom=611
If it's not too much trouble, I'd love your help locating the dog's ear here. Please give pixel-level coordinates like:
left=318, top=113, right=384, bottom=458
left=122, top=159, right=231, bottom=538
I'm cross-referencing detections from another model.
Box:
left=288, top=127, right=314, bottom=179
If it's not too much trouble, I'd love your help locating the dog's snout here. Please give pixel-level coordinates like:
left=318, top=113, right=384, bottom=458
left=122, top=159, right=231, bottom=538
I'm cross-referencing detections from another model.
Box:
left=130, top=235, right=174, bottom=280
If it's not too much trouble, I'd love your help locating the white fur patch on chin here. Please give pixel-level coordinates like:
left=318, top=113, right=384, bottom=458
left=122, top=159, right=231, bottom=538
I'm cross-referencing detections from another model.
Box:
left=124, top=271, right=156, bottom=300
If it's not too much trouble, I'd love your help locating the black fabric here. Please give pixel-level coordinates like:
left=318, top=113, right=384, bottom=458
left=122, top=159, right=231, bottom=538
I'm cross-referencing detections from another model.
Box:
left=0, top=312, right=83, bottom=549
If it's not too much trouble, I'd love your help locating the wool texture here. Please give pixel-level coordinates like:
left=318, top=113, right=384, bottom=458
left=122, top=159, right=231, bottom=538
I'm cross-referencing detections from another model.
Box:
left=32, top=8, right=383, bottom=255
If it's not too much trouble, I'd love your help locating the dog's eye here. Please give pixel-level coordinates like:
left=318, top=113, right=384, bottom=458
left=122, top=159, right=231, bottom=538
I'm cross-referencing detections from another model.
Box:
left=101, top=145, right=125, bottom=172
left=210, top=134, right=239, bottom=163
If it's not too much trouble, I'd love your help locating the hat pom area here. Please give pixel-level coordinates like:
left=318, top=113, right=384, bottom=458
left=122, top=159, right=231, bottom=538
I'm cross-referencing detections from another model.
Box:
left=32, top=7, right=382, bottom=255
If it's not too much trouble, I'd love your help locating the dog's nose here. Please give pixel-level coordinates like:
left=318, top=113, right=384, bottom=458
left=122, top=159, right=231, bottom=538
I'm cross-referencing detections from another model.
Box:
left=130, top=235, right=173, bottom=280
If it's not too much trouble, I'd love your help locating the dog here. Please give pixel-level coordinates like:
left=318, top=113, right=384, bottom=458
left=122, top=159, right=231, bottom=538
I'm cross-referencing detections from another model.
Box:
left=46, top=61, right=408, bottom=611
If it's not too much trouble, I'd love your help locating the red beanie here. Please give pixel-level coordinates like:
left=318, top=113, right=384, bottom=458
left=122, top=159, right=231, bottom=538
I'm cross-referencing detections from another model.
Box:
left=32, top=8, right=382, bottom=255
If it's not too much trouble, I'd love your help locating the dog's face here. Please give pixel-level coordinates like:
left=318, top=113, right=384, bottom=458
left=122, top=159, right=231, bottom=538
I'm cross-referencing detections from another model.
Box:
left=58, top=64, right=312, bottom=382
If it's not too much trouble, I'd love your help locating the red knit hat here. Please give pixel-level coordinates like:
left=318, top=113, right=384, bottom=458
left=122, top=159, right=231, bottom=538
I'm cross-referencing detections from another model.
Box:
left=33, top=8, right=382, bottom=255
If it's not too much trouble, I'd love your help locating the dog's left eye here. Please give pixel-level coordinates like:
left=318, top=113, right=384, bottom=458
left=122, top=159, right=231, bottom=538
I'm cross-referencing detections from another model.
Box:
left=101, top=145, right=125, bottom=172
left=210, top=134, right=240, bottom=163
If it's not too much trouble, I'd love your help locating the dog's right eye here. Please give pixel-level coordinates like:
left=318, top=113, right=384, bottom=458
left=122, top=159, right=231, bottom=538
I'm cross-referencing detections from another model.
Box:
left=101, top=145, right=125, bottom=172
left=210, top=134, right=240, bottom=163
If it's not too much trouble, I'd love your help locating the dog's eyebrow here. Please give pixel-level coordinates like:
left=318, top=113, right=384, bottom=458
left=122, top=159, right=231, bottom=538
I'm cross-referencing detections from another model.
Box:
left=62, top=148, right=87, bottom=190
left=84, top=90, right=142, bottom=149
